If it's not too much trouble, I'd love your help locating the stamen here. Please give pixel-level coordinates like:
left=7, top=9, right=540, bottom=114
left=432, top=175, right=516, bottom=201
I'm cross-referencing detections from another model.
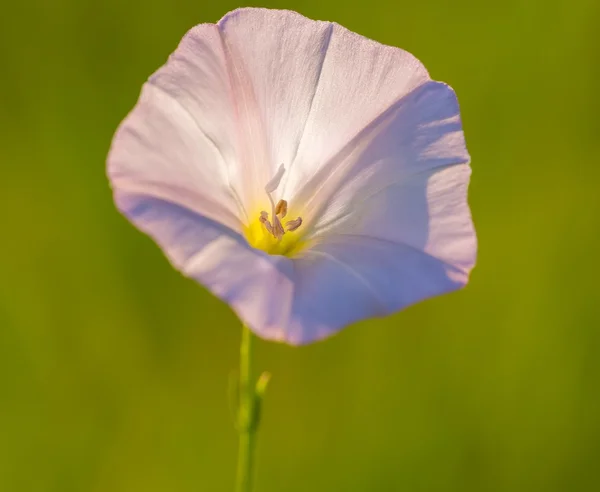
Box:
left=275, top=199, right=288, bottom=218
left=271, top=215, right=285, bottom=240
left=258, top=165, right=303, bottom=240
left=259, top=213, right=273, bottom=234
left=285, top=217, right=303, bottom=232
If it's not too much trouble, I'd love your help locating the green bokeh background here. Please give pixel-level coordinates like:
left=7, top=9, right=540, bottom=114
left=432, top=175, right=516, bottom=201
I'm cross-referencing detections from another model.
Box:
left=1, top=0, right=599, bottom=491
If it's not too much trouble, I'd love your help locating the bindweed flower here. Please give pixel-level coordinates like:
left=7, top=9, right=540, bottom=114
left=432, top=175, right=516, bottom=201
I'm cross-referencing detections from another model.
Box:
left=107, top=8, right=477, bottom=345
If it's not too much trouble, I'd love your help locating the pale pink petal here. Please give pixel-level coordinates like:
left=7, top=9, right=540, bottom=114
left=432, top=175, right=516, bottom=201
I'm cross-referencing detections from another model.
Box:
left=281, top=17, right=430, bottom=198
left=298, top=81, right=475, bottom=274
left=217, top=8, right=335, bottom=203
left=108, top=24, right=245, bottom=229
left=108, top=96, right=239, bottom=231
left=280, top=82, right=476, bottom=343
left=116, top=193, right=296, bottom=342
left=287, top=234, right=468, bottom=344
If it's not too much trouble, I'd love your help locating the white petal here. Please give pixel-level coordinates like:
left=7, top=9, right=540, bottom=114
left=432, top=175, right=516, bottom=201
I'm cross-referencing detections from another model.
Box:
left=217, top=8, right=335, bottom=199
left=117, top=9, right=339, bottom=213
left=108, top=24, right=246, bottom=229
left=115, top=192, right=296, bottom=342
left=280, top=17, right=430, bottom=197
left=282, top=165, right=476, bottom=344
left=298, top=82, right=475, bottom=276
left=280, top=83, right=476, bottom=344
left=295, top=81, right=469, bottom=233
left=349, top=164, right=477, bottom=275
left=286, top=234, right=469, bottom=344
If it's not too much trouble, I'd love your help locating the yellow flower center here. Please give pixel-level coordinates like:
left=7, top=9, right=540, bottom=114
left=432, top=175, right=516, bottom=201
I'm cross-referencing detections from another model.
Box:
left=244, top=165, right=308, bottom=257
left=245, top=213, right=306, bottom=256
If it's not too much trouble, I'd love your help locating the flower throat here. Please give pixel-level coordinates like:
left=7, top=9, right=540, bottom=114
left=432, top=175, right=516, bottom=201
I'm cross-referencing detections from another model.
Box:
left=245, top=165, right=306, bottom=257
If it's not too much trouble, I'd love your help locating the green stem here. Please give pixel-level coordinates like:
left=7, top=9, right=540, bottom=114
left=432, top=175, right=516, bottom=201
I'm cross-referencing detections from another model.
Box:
left=235, top=324, right=256, bottom=492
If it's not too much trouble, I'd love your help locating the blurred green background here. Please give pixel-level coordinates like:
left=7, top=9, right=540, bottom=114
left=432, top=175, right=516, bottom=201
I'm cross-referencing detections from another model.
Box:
left=1, top=0, right=599, bottom=491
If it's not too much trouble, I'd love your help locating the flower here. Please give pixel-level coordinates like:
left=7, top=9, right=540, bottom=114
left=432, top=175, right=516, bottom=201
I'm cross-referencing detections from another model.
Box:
left=107, top=8, right=477, bottom=345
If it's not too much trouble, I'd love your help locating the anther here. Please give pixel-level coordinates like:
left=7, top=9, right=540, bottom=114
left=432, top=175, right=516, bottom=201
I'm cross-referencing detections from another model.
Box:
left=275, top=199, right=287, bottom=218
left=285, top=217, right=303, bottom=232
left=259, top=213, right=273, bottom=234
